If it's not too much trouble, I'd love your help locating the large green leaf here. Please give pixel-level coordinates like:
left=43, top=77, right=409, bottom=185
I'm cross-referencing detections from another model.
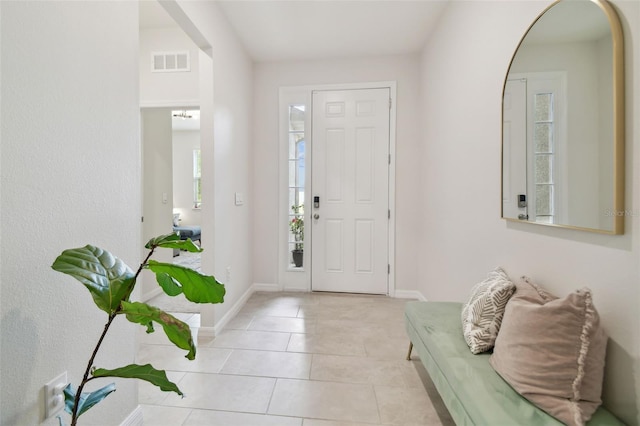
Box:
left=92, top=364, right=183, bottom=396
left=63, top=382, right=116, bottom=418
left=156, top=273, right=183, bottom=296
left=52, top=246, right=135, bottom=314
left=145, top=233, right=202, bottom=253
left=121, top=301, right=195, bottom=359
left=147, top=260, right=225, bottom=304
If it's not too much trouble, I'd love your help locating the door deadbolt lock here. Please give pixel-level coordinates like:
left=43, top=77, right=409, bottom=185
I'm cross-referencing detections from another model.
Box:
left=518, top=194, right=527, bottom=208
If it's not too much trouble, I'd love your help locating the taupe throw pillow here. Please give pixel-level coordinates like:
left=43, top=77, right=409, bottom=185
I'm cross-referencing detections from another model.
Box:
left=461, top=267, right=515, bottom=354
left=489, top=277, right=607, bottom=426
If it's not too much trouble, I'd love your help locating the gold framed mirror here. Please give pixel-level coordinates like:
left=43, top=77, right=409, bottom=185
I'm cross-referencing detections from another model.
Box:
left=501, top=0, right=625, bottom=234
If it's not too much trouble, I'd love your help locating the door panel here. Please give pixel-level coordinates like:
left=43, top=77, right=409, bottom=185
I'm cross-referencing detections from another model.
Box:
left=311, top=88, right=390, bottom=294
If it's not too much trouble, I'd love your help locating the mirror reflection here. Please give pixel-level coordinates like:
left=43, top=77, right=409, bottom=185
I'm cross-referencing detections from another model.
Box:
left=502, top=0, right=624, bottom=234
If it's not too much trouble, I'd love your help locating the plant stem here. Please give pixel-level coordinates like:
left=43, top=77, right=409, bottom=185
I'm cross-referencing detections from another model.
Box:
left=71, top=314, right=116, bottom=426
left=70, top=247, right=156, bottom=425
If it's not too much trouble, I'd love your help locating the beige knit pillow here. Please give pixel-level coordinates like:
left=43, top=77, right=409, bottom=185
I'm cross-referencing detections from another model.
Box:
left=489, top=277, right=607, bottom=426
left=461, top=267, right=516, bottom=354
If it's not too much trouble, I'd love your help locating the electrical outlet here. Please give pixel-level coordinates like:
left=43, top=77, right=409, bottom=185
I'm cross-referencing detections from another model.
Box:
left=44, top=371, right=68, bottom=419
left=226, top=266, right=232, bottom=282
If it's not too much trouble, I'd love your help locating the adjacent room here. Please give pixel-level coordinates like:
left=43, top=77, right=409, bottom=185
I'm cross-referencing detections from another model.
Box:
left=1, top=1, right=638, bottom=425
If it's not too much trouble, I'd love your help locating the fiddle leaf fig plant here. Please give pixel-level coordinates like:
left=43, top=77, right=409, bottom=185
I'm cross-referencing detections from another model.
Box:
left=51, top=233, right=225, bottom=426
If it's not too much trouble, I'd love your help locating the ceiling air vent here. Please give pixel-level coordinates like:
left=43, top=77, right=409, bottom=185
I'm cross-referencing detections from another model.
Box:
left=151, top=51, right=190, bottom=73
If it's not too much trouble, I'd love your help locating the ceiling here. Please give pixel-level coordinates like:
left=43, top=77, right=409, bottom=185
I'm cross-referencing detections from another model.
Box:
left=139, top=0, right=450, bottom=63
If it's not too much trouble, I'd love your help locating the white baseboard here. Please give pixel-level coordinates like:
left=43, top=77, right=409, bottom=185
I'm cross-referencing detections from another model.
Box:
left=197, top=326, right=216, bottom=343
left=197, top=283, right=263, bottom=342
left=394, top=290, right=426, bottom=301
left=282, top=284, right=308, bottom=292
left=213, top=284, right=256, bottom=335
left=120, top=405, right=143, bottom=426
left=196, top=282, right=300, bottom=342
left=252, top=282, right=281, bottom=292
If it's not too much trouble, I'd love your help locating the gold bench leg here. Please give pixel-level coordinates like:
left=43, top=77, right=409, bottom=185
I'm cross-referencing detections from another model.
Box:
left=406, top=341, right=413, bottom=360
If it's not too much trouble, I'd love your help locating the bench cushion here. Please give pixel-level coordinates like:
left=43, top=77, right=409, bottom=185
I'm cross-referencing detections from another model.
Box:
left=404, top=301, right=622, bottom=426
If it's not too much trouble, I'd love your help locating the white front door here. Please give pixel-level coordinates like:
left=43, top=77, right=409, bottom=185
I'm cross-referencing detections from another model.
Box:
left=311, top=88, right=390, bottom=294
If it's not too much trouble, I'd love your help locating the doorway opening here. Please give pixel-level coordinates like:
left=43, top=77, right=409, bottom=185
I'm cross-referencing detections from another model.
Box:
left=138, top=1, right=213, bottom=304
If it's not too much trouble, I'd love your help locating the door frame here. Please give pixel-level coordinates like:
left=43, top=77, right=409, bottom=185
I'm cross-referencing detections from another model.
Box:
left=278, top=81, right=397, bottom=296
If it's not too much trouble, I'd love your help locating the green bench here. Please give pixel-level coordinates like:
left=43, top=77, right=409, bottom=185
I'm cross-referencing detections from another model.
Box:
left=404, top=301, right=624, bottom=425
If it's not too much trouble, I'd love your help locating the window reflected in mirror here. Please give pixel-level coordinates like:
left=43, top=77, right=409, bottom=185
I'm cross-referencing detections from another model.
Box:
left=501, top=0, right=624, bottom=234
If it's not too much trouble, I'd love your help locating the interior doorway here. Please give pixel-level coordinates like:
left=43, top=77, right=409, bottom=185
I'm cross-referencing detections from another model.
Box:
left=138, top=0, right=213, bottom=302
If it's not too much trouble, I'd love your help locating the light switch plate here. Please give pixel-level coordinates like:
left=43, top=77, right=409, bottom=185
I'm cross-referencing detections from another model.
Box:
left=234, top=192, right=244, bottom=206
left=44, top=371, right=68, bottom=419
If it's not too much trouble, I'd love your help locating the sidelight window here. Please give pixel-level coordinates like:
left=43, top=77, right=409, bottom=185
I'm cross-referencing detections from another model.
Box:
left=533, top=93, right=554, bottom=223
left=193, top=149, right=201, bottom=209
left=288, top=105, right=305, bottom=267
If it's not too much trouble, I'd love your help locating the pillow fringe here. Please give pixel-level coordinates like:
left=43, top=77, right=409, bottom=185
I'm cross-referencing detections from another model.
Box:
left=571, top=288, right=594, bottom=425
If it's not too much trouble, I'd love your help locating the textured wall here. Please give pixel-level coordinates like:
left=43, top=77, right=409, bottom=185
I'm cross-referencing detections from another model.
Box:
left=1, top=2, right=140, bottom=424
left=418, top=1, right=639, bottom=424
left=175, top=0, right=255, bottom=328
left=139, top=27, right=200, bottom=106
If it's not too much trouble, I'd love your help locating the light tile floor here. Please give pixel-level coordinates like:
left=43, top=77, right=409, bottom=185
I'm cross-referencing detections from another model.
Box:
left=138, top=292, right=455, bottom=426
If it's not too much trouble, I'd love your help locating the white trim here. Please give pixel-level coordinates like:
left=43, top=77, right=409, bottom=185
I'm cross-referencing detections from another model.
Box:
left=139, top=99, right=200, bottom=108
left=213, top=284, right=254, bottom=334
left=197, top=326, right=216, bottom=342
left=253, top=282, right=282, bottom=292
left=278, top=81, right=397, bottom=296
left=394, top=290, right=426, bottom=301
left=197, top=283, right=274, bottom=341
left=283, top=283, right=309, bottom=292
left=120, top=405, right=144, bottom=426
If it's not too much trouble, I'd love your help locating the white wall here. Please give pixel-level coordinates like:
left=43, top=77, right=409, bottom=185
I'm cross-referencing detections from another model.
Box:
left=0, top=2, right=140, bottom=425
left=172, top=130, right=202, bottom=226
left=139, top=27, right=200, bottom=106
left=141, top=108, right=175, bottom=299
left=174, top=1, right=254, bottom=328
left=253, top=55, right=422, bottom=292
left=418, top=1, right=639, bottom=424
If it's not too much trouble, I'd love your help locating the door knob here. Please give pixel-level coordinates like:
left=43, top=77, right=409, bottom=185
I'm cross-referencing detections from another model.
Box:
left=313, top=214, right=320, bottom=219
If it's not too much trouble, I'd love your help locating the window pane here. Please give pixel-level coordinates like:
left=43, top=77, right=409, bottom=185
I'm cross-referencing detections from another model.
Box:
left=194, top=178, right=201, bottom=208
left=193, top=150, right=202, bottom=208
left=536, top=184, right=553, bottom=216
left=289, top=188, right=304, bottom=210
left=193, top=150, right=201, bottom=177
left=289, top=132, right=304, bottom=159
left=296, top=140, right=305, bottom=188
left=534, top=93, right=553, bottom=122
left=534, top=123, right=553, bottom=153
left=288, top=160, right=297, bottom=187
left=535, top=155, right=553, bottom=184
left=289, top=105, right=305, bottom=131
left=287, top=104, right=305, bottom=268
